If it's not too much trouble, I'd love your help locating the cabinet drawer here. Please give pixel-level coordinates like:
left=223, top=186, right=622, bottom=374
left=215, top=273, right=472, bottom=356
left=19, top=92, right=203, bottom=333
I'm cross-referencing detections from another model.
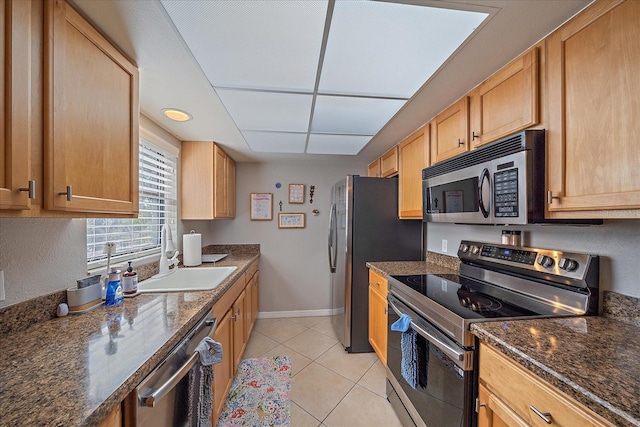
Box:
left=479, top=343, right=614, bottom=427
left=368, top=269, right=388, bottom=299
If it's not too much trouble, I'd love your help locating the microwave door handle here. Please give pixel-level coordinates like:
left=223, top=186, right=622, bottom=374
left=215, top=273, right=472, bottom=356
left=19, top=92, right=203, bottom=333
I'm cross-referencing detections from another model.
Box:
left=478, top=168, right=491, bottom=218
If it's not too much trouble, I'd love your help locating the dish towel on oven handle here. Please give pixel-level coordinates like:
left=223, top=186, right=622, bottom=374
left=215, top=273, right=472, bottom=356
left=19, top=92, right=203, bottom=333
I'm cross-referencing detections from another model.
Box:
left=392, top=314, right=418, bottom=389
left=188, top=337, right=223, bottom=427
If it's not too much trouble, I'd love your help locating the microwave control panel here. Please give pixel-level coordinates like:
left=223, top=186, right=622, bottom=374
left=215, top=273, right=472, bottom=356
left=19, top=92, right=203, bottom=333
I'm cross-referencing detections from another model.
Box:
left=494, top=168, right=519, bottom=217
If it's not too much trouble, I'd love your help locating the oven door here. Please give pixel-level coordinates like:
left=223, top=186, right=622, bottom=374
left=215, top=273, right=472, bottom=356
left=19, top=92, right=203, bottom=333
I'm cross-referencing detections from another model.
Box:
left=386, top=294, right=475, bottom=427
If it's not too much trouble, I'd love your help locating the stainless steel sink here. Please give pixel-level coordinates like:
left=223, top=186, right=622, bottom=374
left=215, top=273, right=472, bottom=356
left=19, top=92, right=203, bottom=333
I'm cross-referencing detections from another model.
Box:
left=137, top=266, right=237, bottom=293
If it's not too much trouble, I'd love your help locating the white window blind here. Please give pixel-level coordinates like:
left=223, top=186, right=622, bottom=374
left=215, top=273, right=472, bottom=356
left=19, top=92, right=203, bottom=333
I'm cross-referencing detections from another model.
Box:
left=86, top=139, right=177, bottom=266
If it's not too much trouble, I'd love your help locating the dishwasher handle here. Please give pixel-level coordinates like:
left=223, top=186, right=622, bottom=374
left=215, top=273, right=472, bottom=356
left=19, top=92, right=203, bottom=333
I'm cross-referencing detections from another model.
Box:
left=140, top=316, right=218, bottom=408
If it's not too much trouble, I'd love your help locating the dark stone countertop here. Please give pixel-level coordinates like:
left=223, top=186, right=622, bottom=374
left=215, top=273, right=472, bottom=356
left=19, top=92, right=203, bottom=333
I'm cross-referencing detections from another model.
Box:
left=0, top=250, right=259, bottom=427
left=368, top=254, right=640, bottom=426
left=472, top=318, right=640, bottom=427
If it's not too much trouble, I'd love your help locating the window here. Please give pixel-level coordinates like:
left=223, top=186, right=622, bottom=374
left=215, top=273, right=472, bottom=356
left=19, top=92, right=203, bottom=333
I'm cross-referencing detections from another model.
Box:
left=87, top=139, right=177, bottom=268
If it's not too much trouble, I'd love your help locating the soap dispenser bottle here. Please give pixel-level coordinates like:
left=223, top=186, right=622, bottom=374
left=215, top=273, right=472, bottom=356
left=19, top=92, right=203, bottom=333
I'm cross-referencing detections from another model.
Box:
left=105, top=270, right=123, bottom=306
left=122, top=261, right=138, bottom=295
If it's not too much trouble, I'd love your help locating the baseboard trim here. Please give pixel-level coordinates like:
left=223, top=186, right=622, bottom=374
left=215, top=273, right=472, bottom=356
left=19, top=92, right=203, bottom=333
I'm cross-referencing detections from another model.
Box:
left=257, top=308, right=340, bottom=319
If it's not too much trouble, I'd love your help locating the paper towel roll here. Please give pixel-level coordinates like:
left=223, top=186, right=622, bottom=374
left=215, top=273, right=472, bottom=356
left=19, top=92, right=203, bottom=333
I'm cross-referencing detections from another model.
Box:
left=183, top=231, right=202, bottom=267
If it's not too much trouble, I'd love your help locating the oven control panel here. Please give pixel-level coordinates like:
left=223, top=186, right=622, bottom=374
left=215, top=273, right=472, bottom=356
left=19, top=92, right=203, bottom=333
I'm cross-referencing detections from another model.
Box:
left=457, top=240, right=598, bottom=283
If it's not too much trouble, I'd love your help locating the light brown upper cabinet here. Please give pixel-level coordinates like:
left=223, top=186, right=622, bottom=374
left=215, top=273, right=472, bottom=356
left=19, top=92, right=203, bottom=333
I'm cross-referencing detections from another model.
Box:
left=181, top=141, right=236, bottom=219
left=431, top=97, right=469, bottom=164
left=44, top=0, right=139, bottom=214
left=380, top=145, right=399, bottom=177
left=0, top=0, right=33, bottom=211
left=398, top=124, right=429, bottom=219
left=469, top=47, right=539, bottom=148
left=546, top=0, right=640, bottom=217
left=368, top=158, right=381, bottom=177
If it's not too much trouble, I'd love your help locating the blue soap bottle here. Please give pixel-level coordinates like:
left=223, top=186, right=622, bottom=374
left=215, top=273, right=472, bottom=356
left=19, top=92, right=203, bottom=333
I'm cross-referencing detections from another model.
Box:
left=105, top=270, right=124, bottom=306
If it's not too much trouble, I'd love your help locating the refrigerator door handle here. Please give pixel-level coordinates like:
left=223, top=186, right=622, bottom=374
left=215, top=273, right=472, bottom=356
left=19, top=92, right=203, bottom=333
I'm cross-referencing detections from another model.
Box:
left=328, top=202, right=337, bottom=273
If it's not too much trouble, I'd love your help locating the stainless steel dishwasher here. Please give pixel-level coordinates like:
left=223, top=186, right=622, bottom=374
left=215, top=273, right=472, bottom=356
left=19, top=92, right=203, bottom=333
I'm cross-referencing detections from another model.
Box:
left=129, top=308, right=218, bottom=427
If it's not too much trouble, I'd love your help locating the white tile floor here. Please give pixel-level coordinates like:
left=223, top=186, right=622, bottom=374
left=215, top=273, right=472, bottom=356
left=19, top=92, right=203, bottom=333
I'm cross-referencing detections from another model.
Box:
left=242, top=316, right=403, bottom=427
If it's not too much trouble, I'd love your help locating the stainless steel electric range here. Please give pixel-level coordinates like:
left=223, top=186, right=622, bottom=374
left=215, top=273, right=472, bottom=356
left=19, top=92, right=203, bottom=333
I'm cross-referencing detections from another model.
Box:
left=385, top=240, right=600, bottom=427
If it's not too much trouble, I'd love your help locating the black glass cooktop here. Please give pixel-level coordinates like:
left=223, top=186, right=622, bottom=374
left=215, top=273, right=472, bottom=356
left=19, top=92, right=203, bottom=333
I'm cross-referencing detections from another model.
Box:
left=389, top=273, right=540, bottom=320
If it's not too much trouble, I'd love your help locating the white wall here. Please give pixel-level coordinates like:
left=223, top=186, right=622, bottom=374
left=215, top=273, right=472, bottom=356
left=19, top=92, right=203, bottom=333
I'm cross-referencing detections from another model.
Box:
left=426, top=221, right=640, bottom=297
left=183, top=161, right=366, bottom=316
left=0, top=218, right=87, bottom=308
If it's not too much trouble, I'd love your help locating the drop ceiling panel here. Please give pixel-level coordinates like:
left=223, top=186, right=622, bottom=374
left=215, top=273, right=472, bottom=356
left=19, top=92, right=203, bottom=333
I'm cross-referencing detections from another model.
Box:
left=242, top=131, right=307, bottom=153
left=319, top=1, right=489, bottom=98
left=312, top=95, right=406, bottom=135
left=216, top=89, right=313, bottom=132
left=307, top=134, right=371, bottom=155
left=160, top=0, right=328, bottom=92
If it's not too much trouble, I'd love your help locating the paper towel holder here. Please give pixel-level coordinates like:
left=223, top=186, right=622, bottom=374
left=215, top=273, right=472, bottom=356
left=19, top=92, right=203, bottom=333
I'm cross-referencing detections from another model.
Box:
left=183, top=230, right=202, bottom=267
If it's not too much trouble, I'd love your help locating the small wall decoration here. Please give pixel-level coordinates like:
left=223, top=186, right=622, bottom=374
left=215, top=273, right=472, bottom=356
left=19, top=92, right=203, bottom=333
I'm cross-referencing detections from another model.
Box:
left=289, top=183, right=305, bottom=204
left=278, top=212, right=305, bottom=229
left=250, top=193, right=273, bottom=220
left=309, top=185, right=315, bottom=203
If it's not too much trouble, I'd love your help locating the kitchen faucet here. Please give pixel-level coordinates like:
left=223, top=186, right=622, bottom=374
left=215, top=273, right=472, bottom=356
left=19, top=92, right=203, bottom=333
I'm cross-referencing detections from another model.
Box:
left=158, top=224, right=179, bottom=276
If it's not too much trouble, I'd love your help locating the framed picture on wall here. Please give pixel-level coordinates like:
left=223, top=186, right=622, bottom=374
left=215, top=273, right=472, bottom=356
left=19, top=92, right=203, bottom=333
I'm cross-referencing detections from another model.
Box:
left=250, top=193, right=273, bottom=220
left=278, top=212, right=305, bottom=228
left=288, top=183, right=305, bottom=204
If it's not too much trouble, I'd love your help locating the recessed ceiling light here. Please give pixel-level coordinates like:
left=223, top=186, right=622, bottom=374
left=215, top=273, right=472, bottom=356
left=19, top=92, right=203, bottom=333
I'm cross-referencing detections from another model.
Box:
left=162, top=108, right=193, bottom=122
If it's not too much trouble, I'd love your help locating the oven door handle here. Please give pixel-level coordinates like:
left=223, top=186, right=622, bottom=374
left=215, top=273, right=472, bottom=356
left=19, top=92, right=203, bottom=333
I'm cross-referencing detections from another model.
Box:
left=389, top=299, right=465, bottom=363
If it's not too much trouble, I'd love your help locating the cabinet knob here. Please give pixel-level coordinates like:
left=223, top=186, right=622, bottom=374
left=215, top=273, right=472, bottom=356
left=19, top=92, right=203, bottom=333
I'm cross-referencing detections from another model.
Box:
left=472, top=131, right=479, bottom=141
left=18, top=180, right=36, bottom=199
left=59, top=185, right=73, bottom=202
left=547, top=191, right=560, bottom=205
left=457, top=139, right=464, bottom=147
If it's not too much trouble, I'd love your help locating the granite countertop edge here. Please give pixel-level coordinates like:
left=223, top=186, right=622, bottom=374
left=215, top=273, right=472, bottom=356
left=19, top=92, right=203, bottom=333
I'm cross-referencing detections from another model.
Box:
left=471, top=320, right=640, bottom=427
left=0, top=251, right=259, bottom=427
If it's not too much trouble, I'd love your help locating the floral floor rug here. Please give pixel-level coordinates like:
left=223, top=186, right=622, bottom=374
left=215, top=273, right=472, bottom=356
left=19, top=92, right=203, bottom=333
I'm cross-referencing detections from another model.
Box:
left=217, top=356, right=291, bottom=427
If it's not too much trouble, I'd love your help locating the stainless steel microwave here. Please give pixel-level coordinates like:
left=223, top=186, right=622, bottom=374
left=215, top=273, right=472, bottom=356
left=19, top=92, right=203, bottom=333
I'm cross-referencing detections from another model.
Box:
left=423, top=130, right=547, bottom=225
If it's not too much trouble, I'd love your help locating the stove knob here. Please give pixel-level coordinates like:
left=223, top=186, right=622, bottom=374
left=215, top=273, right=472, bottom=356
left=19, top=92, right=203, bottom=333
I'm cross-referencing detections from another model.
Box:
left=537, top=255, right=555, bottom=268
left=459, top=244, right=469, bottom=253
left=471, top=245, right=480, bottom=255
left=559, top=257, right=579, bottom=272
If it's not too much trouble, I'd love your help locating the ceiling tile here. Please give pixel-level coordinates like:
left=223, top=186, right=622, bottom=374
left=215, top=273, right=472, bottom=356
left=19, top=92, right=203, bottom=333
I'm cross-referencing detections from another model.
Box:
left=312, top=95, right=406, bottom=135
left=242, top=131, right=307, bottom=153
left=319, top=1, right=488, bottom=97
left=161, top=0, right=328, bottom=92
left=306, top=134, right=371, bottom=155
left=216, top=89, right=313, bottom=132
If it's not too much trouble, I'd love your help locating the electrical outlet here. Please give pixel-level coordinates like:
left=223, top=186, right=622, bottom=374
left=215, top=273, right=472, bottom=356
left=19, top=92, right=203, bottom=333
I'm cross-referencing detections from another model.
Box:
left=0, top=270, right=5, bottom=301
left=442, top=239, right=448, bottom=253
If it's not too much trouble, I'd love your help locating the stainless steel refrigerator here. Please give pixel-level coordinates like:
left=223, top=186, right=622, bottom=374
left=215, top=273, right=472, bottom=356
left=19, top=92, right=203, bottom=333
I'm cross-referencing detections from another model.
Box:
left=328, top=175, right=423, bottom=352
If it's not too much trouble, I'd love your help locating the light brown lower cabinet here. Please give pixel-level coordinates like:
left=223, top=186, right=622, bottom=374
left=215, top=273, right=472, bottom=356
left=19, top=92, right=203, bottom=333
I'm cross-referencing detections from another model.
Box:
left=98, top=403, right=122, bottom=427
left=478, top=342, right=614, bottom=427
left=368, top=269, right=388, bottom=366
left=212, top=261, right=260, bottom=422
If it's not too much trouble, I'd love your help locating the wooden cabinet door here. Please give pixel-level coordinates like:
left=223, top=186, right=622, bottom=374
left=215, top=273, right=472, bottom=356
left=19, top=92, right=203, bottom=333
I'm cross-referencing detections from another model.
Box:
left=547, top=0, right=640, bottom=215
left=213, top=309, right=233, bottom=421
left=251, top=271, right=259, bottom=330
left=368, top=284, right=387, bottom=366
left=226, top=155, right=236, bottom=218
left=244, top=274, right=253, bottom=339
left=368, top=158, right=381, bottom=177
left=44, top=0, right=139, bottom=214
left=98, top=404, right=122, bottom=427
left=232, top=289, right=246, bottom=370
left=380, top=146, right=399, bottom=177
left=181, top=141, right=215, bottom=219
left=398, top=124, right=429, bottom=219
left=214, top=145, right=228, bottom=218
left=470, top=47, right=539, bottom=148
left=368, top=269, right=388, bottom=365
left=431, top=97, right=469, bottom=164
left=0, top=0, right=33, bottom=211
